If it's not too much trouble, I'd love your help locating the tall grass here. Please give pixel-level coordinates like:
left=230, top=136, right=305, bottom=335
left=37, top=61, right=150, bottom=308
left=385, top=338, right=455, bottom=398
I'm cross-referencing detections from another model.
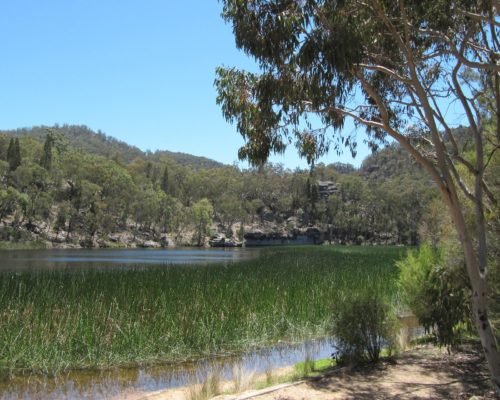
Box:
left=0, top=246, right=404, bottom=373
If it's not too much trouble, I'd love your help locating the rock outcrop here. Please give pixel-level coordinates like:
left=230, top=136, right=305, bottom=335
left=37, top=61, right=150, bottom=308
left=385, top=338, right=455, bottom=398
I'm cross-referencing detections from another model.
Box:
left=244, top=226, right=323, bottom=246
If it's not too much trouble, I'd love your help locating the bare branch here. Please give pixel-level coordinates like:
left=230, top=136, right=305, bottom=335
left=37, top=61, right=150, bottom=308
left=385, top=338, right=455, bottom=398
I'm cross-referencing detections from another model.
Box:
left=301, top=100, right=386, bottom=130
left=418, top=28, right=500, bottom=73
left=446, top=155, right=477, bottom=204
left=356, top=70, right=445, bottom=189
left=357, top=63, right=412, bottom=83
left=457, top=9, right=500, bottom=26
left=484, top=143, right=500, bottom=171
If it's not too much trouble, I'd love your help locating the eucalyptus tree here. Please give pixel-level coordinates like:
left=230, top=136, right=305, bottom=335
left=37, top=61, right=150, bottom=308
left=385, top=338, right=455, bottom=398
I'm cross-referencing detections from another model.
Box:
left=217, top=193, right=247, bottom=234
left=11, top=162, right=52, bottom=226
left=191, top=198, right=214, bottom=246
left=132, top=186, right=161, bottom=231
left=38, top=130, right=67, bottom=173
left=0, top=187, right=24, bottom=224
left=216, top=0, right=500, bottom=387
left=158, top=192, right=177, bottom=233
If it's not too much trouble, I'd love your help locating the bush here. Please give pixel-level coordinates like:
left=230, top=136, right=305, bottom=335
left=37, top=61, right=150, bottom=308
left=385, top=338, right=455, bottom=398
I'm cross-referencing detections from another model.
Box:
left=397, top=243, right=471, bottom=348
left=331, top=292, right=398, bottom=365
left=0, top=226, right=33, bottom=242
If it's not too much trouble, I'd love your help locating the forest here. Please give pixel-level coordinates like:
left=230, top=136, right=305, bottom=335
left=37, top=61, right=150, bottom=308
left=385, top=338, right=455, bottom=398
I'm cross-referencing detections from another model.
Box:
left=0, top=124, right=437, bottom=248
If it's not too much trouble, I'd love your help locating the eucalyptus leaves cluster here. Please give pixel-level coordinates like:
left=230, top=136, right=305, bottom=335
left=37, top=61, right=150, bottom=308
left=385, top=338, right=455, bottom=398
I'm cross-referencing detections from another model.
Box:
left=216, top=0, right=496, bottom=167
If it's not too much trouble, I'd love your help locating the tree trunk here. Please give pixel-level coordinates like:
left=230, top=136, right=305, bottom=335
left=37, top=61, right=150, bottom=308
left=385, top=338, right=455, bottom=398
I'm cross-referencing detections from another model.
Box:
left=470, top=276, right=500, bottom=393
left=445, top=190, right=500, bottom=392
left=66, top=218, right=72, bottom=242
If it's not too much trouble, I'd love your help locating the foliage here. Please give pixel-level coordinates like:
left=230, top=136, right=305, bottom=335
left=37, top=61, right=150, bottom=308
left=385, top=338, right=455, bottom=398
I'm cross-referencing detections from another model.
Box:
left=6, top=138, right=21, bottom=172
left=0, top=187, right=24, bottom=223
left=39, top=134, right=53, bottom=171
left=216, top=0, right=497, bottom=173
left=331, top=292, right=398, bottom=365
left=397, top=244, right=471, bottom=348
left=1, top=124, right=224, bottom=168
left=160, top=165, right=169, bottom=193
left=191, top=198, right=214, bottom=246
left=0, top=125, right=436, bottom=246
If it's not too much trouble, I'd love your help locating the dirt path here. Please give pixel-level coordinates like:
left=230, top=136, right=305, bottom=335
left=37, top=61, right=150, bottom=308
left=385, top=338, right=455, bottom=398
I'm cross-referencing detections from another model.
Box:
left=126, top=345, right=498, bottom=400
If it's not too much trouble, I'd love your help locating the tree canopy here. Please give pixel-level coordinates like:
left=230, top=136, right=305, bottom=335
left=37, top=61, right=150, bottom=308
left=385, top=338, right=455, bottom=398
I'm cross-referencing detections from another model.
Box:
left=217, top=0, right=498, bottom=168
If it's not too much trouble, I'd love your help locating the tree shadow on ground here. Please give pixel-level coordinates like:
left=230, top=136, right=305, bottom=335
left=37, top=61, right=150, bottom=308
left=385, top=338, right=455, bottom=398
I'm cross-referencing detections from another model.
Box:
left=300, top=345, right=497, bottom=399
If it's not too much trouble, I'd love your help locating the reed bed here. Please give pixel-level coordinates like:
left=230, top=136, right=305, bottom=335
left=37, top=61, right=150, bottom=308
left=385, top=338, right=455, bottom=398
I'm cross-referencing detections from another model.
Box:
left=0, top=246, right=404, bottom=373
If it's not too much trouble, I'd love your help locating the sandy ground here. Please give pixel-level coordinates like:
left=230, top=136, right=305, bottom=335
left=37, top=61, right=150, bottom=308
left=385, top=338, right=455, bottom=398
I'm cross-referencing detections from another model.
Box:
left=119, top=345, right=498, bottom=400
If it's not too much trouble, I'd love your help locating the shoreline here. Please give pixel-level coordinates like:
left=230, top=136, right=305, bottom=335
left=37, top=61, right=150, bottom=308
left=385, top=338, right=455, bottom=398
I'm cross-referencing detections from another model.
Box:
left=124, top=344, right=496, bottom=400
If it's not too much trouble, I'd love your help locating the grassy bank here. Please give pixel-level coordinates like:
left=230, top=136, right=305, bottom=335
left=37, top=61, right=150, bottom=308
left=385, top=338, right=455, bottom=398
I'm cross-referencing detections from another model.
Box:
left=0, top=240, right=48, bottom=250
left=0, top=246, right=405, bottom=373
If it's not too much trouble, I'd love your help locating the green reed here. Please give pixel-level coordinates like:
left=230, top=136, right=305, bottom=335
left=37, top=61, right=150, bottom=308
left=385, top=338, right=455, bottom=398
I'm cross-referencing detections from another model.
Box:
left=0, top=246, right=404, bottom=373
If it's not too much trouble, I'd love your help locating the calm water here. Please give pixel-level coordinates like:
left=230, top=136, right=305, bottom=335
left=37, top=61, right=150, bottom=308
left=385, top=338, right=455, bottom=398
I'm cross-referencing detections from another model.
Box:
left=0, top=340, right=333, bottom=400
left=0, top=248, right=260, bottom=271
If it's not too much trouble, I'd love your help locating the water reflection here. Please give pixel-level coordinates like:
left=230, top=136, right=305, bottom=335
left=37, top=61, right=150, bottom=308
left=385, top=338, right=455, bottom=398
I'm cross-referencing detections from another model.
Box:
left=0, top=248, right=260, bottom=272
left=0, top=340, right=332, bottom=400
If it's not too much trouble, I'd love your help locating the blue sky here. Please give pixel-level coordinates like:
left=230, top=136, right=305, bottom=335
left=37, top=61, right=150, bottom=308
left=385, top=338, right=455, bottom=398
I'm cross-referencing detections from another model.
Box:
left=0, top=1, right=370, bottom=168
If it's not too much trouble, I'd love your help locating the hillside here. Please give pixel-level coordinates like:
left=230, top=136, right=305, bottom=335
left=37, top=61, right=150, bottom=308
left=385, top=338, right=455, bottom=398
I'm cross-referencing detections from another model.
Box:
left=0, top=124, right=436, bottom=249
left=359, top=143, right=428, bottom=181
left=0, top=125, right=224, bottom=169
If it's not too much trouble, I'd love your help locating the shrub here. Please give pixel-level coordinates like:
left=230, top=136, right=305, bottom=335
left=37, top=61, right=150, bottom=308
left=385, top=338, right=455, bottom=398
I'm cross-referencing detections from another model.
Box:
left=397, top=243, right=471, bottom=348
left=331, top=292, right=398, bottom=365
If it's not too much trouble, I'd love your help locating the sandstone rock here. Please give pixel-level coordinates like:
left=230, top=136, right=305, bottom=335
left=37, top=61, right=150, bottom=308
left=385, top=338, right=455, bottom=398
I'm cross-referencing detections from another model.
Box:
left=140, top=240, right=161, bottom=248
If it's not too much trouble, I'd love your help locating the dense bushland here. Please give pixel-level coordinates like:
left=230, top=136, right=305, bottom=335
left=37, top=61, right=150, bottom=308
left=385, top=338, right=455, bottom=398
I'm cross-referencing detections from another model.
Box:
left=0, top=125, right=436, bottom=247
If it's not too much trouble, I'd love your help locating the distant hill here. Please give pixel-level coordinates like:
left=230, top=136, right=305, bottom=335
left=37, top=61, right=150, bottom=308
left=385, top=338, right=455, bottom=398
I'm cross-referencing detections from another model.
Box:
left=359, top=127, right=472, bottom=182
left=359, top=143, right=428, bottom=181
left=0, top=124, right=225, bottom=169
left=151, top=150, right=225, bottom=169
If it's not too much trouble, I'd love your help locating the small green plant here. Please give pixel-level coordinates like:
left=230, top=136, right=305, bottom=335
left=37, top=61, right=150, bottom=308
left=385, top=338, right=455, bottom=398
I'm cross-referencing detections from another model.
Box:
left=294, top=357, right=333, bottom=377
left=331, top=292, right=398, bottom=365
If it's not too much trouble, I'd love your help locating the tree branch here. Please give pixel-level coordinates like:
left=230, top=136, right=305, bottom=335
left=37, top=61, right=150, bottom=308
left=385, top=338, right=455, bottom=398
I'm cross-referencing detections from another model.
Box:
left=356, top=71, right=444, bottom=189
left=418, top=28, right=500, bottom=73
left=358, top=63, right=412, bottom=83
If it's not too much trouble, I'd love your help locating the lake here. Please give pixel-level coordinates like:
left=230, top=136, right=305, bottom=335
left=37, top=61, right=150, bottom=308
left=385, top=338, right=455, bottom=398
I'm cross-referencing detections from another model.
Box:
left=0, top=246, right=417, bottom=399
left=0, top=247, right=260, bottom=272
left=0, top=247, right=266, bottom=399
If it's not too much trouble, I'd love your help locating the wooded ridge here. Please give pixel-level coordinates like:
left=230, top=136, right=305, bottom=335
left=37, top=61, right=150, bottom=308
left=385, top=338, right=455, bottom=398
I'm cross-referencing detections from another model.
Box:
left=0, top=124, right=437, bottom=248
